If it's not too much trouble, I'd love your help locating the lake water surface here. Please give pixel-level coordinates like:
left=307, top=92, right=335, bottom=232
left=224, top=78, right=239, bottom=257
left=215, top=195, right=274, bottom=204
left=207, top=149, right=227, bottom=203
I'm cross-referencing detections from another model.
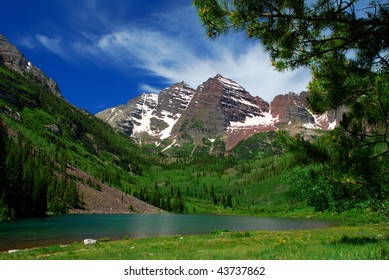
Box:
left=0, top=214, right=333, bottom=251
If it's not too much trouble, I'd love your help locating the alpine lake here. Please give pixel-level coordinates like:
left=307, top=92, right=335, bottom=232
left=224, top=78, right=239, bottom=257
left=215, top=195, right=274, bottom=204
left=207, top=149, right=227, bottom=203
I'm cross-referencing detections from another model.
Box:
left=0, top=213, right=333, bottom=252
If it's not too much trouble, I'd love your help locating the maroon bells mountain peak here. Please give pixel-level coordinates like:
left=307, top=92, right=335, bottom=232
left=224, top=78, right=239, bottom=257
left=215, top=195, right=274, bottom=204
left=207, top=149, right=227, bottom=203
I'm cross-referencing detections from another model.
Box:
left=96, top=74, right=343, bottom=151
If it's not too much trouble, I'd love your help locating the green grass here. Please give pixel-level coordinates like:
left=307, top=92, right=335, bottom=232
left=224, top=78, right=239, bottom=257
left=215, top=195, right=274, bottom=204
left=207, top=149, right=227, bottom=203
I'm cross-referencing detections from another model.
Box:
left=1, top=223, right=387, bottom=260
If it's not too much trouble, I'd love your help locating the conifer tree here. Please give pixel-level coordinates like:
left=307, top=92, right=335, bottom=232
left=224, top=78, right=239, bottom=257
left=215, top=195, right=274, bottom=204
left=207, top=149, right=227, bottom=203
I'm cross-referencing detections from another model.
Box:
left=0, top=116, right=7, bottom=197
left=0, top=117, right=12, bottom=220
left=194, top=0, right=389, bottom=215
left=165, top=195, right=172, bottom=212
left=4, top=138, right=24, bottom=217
left=227, top=194, right=233, bottom=208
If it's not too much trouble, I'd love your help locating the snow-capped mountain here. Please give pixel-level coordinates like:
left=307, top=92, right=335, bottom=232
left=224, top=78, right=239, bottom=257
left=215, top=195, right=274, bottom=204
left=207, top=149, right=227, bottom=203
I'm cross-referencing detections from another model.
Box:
left=96, top=81, right=195, bottom=142
left=96, top=74, right=342, bottom=150
left=171, top=74, right=278, bottom=150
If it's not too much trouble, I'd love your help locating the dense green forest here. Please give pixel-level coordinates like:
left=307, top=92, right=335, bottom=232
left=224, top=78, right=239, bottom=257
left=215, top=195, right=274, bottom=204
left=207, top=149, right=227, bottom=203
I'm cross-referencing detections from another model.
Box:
left=0, top=64, right=150, bottom=220
left=133, top=152, right=299, bottom=214
left=0, top=122, right=80, bottom=219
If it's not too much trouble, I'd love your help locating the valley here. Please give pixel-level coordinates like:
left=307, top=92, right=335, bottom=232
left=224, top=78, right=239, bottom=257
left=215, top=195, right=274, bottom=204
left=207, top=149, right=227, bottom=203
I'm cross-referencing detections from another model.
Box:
left=0, top=33, right=387, bottom=260
left=0, top=33, right=313, bottom=218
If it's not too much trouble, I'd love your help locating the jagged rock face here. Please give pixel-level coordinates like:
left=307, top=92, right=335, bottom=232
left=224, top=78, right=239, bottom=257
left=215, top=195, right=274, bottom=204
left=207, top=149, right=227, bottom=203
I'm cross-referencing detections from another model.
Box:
left=97, top=74, right=281, bottom=150
left=152, top=81, right=195, bottom=139
left=255, top=96, right=270, bottom=112
left=0, top=34, right=62, bottom=97
left=97, top=74, right=343, bottom=151
left=96, top=93, right=157, bottom=137
left=172, top=75, right=228, bottom=141
left=311, top=106, right=347, bottom=130
left=172, top=74, right=276, bottom=148
left=270, top=91, right=345, bottom=131
left=96, top=82, right=195, bottom=140
left=270, top=91, right=313, bottom=124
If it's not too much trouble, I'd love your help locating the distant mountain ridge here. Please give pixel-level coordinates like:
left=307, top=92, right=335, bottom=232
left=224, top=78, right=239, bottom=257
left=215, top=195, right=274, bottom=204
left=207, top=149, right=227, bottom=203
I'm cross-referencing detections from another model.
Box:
left=97, top=74, right=343, bottom=151
left=0, top=33, right=342, bottom=154
left=0, top=34, right=61, bottom=97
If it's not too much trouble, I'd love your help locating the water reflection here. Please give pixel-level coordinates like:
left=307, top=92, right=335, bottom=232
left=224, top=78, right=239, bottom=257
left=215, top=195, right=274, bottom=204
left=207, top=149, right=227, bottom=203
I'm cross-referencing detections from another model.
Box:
left=0, top=214, right=333, bottom=251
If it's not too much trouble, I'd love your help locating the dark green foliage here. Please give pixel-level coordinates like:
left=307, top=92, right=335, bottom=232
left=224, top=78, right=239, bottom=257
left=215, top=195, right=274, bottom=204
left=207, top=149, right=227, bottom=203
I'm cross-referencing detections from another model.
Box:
left=0, top=64, right=149, bottom=219
left=283, top=165, right=331, bottom=212
left=132, top=184, right=185, bottom=213
left=281, top=129, right=388, bottom=214
left=0, top=132, right=83, bottom=219
left=231, top=131, right=284, bottom=159
left=135, top=150, right=298, bottom=214
left=0, top=64, right=144, bottom=178
left=195, top=0, right=389, bottom=216
left=0, top=116, right=8, bottom=202
left=1, top=135, right=54, bottom=218
left=194, top=0, right=388, bottom=70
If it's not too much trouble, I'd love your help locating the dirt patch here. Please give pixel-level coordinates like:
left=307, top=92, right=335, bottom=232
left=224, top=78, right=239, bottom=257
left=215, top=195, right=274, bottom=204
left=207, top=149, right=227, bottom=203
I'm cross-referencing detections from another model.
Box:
left=66, top=165, right=163, bottom=214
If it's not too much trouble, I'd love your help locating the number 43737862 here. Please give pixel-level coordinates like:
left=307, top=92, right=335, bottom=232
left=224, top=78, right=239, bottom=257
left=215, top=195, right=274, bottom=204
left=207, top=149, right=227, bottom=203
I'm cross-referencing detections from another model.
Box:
left=216, top=266, right=265, bottom=276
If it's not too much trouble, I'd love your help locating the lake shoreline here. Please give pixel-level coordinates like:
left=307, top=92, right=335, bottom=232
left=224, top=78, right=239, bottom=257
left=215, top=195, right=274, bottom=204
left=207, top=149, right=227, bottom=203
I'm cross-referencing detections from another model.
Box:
left=0, top=213, right=335, bottom=252
left=1, top=223, right=387, bottom=260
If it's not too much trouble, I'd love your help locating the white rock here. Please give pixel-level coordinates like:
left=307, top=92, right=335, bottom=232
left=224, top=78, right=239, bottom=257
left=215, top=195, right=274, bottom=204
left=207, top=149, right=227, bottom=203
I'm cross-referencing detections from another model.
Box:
left=83, top=239, right=97, bottom=245
left=8, top=250, right=20, bottom=253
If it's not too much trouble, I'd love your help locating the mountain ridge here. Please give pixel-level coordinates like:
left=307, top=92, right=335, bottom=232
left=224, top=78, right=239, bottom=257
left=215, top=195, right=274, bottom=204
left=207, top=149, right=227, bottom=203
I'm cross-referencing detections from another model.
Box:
left=97, top=74, right=343, bottom=151
left=0, top=34, right=161, bottom=217
left=0, top=34, right=62, bottom=98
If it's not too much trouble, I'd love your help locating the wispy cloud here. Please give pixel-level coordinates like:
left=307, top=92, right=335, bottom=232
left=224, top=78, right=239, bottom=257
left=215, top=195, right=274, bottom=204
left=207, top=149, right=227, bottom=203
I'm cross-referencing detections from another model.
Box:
left=36, top=34, right=69, bottom=61
left=90, top=28, right=311, bottom=101
left=32, top=2, right=312, bottom=102
left=139, top=83, right=161, bottom=93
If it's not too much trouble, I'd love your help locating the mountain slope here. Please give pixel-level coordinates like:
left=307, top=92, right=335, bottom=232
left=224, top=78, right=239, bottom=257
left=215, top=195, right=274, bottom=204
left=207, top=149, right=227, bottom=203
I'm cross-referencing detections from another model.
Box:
left=97, top=74, right=343, bottom=153
left=0, top=34, right=160, bottom=217
left=0, top=34, right=61, bottom=97
left=96, top=81, right=196, bottom=141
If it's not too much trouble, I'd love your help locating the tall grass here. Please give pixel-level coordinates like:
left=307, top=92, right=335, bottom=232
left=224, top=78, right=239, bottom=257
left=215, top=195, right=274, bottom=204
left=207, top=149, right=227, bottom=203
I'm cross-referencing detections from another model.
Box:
left=1, top=224, right=387, bottom=260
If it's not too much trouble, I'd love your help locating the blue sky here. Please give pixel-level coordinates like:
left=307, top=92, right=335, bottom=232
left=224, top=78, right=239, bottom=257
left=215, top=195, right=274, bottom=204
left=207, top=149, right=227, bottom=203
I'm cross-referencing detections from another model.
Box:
left=1, top=0, right=311, bottom=114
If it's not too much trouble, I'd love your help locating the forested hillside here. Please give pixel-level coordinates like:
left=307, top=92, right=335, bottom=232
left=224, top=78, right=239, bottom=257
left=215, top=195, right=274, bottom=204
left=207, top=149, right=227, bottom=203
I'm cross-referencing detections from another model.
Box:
left=0, top=64, right=155, bottom=220
left=0, top=60, right=300, bottom=220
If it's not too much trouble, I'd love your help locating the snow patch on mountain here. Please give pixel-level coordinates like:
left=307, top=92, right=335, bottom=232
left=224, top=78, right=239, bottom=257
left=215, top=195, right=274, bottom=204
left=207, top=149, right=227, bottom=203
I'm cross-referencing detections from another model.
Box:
left=231, top=96, right=259, bottom=108
left=229, top=112, right=278, bottom=129
left=308, top=110, right=339, bottom=130
left=96, top=74, right=342, bottom=151
left=216, top=74, right=245, bottom=91
left=162, top=139, right=177, bottom=152
left=131, top=93, right=158, bottom=135
left=157, top=111, right=181, bottom=140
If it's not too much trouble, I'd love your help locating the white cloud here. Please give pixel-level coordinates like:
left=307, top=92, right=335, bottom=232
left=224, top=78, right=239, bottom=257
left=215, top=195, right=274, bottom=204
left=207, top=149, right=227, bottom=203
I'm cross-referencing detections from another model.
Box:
left=92, top=28, right=311, bottom=102
left=18, top=36, right=36, bottom=49
left=34, top=2, right=312, bottom=102
left=139, top=84, right=161, bottom=93
left=36, top=34, right=69, bottom=60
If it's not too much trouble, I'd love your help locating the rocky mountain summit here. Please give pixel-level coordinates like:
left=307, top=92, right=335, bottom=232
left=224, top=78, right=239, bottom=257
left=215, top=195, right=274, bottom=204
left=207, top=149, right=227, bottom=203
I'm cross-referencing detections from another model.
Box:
left=97, top=74, right=343, bottom=151
left=0, top=34, right=61, bottom=97
left=97, top=81, right=195, bottom=142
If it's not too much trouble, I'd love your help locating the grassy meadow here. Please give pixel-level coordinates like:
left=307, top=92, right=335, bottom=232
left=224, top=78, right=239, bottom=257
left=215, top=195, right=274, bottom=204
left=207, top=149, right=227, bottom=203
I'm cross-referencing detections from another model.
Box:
left=1, top=221, right=387, bottom=260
